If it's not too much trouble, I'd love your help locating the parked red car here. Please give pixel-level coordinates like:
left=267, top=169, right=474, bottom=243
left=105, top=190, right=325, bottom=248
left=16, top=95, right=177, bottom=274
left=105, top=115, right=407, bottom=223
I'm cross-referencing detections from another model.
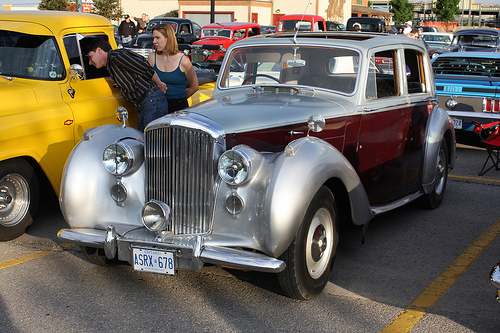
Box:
left=190, top=22, right=260, bottom=64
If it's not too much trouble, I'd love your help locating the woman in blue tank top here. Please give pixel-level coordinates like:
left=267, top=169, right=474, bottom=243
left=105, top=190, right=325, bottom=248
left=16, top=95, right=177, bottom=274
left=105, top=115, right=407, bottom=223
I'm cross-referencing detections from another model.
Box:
left=148, top=24, right=199, bottom=113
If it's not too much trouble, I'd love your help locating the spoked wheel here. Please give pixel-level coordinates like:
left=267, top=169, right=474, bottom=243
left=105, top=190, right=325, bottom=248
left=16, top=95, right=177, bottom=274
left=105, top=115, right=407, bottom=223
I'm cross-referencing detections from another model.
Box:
left=278, top=186, right=339, bottom=300
left=422, top=138, right=449, bottom=209
left=0, top=159, right=39, bottom=241
left=80, top=246, right=120, bottom=266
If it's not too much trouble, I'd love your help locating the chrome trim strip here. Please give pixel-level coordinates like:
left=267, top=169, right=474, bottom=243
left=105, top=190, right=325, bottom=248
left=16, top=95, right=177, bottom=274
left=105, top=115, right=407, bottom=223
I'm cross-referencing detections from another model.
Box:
left=358, top=102, right=408, bottom=113
left=371, top=191, right=422, bottom=216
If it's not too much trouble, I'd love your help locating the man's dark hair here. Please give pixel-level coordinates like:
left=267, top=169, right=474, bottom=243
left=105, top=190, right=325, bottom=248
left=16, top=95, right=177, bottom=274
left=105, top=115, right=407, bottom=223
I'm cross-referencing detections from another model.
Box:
left=80, top=36, right=112, bottom=55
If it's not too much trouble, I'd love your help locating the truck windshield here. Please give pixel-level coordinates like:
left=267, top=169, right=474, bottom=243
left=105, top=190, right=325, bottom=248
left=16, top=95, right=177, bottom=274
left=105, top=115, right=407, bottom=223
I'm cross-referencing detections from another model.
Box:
left=202, top=29, right=232, bottom=38
left=0, top=30, right=64, bottom=80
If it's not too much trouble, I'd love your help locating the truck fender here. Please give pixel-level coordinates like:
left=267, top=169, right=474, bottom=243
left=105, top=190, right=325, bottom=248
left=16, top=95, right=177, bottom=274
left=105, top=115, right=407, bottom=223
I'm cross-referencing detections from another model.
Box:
left=421, top=106, right=456, bottom=193
left=264, top=136, right=373, bottom=257
left=59, top=125, right=145, bottom=231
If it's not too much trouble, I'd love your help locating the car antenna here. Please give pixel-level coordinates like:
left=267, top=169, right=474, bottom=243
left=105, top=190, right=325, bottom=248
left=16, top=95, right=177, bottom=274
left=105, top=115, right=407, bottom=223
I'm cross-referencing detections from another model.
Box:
left=293, top=1, right=312, bottom=44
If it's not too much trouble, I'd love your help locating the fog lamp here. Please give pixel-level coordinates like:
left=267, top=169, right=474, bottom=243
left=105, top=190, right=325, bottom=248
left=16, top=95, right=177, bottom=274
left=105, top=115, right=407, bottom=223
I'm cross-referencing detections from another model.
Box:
left=142, top=200, right=171, bottom=232
left=110, top=183, right=127, bottom=203
left=225, top=193, right=244, bottom=215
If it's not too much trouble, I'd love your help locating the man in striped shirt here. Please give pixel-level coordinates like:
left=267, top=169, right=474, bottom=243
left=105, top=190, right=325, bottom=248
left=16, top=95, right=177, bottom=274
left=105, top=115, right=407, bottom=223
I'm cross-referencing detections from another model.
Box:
left=83, top=38, right=168, bottom=131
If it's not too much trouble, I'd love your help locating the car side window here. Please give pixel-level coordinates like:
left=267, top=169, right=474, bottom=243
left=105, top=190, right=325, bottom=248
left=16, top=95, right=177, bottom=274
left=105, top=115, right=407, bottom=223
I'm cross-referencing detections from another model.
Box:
left=180, top=23, right=191, bottom=35
left=404, top=49, right=425, bottom=94
left=63, top=34, right=109, bottom=80
left=366, top=49, right=398, bottom=99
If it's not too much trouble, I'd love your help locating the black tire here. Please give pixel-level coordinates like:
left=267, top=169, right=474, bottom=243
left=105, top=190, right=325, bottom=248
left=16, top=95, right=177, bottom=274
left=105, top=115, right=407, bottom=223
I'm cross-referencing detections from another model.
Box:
left=0, top=159, right=39, bottom=241
left=278, top=186, right=339, bottom=300
left=80, top=246, right=120, bottom=266
left=422, top=138, right=449, bottom=209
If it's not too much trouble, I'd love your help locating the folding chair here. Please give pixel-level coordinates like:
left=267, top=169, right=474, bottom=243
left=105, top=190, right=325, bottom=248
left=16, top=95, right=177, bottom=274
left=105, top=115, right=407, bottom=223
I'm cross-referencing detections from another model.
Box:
left=472, top=120, right=500, bottom=176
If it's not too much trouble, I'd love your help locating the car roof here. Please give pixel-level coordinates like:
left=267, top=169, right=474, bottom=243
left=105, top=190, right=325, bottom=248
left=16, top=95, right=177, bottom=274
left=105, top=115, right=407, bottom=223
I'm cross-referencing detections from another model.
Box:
left=233, top=32, right=425, bottom=52
left=454, top=28, right=500, bottom=36
left=434, top=51, right=500, bottom=59
left=150, top=17, right=191, bottom=23
left=201, top=22, right=260, bottom=29
left=0, top=10, right=112, bottom=34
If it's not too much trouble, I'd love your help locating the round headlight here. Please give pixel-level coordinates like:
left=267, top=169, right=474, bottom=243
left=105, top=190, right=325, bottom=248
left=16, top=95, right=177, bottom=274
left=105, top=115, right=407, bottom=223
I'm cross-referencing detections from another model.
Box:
left=218, top=150, right=251, bottom=186
left=103, top=143, right=133, bottom=176
left=142, top=200, right=171, bottom=232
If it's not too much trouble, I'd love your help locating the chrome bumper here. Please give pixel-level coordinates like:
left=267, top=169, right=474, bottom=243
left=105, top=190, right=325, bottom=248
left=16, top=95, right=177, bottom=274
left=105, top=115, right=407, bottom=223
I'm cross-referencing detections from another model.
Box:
left=57, top=227, right=285, bottom=273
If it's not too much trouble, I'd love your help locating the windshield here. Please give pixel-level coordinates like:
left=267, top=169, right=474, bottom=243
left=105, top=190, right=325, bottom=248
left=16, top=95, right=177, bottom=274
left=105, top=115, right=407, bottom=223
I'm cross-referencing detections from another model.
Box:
left=147, top=21, right=179, bottom=33
left=202, top=28, right=232, bottom=38
left=0, top=30, right=64, bottom=80
left=277, top=20, right=312, bottom=32
left=220, top=45, right=360, bottom=94
left=422, top=34, right=451, bottom=43
left=453, top=34, right=499, bottom=48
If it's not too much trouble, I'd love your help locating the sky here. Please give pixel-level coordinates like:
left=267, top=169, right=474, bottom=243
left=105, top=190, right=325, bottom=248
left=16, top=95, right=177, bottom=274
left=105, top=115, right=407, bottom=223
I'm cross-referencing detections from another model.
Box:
left=2, top=0, right=499, bottom=9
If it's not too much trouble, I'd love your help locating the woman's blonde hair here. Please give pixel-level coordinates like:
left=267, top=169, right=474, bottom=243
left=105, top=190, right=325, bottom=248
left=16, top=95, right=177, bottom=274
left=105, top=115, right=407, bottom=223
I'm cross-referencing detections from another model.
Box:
left=152, top=23, right=179, bottom=55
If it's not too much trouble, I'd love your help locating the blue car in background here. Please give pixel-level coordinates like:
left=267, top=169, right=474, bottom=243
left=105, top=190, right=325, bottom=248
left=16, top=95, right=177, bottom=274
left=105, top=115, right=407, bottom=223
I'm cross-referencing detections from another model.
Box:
left=432, top=52, right=500, bottom=133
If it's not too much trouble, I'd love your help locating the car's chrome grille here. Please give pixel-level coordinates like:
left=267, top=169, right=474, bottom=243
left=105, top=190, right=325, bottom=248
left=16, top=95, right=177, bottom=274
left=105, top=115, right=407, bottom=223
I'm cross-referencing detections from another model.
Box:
left=145, top=126, right=216, bottom=235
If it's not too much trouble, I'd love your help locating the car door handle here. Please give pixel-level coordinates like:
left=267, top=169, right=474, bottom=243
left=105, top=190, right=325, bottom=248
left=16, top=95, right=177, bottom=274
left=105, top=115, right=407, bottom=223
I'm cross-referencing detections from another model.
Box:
left=289, top=130, right=304, bottom=136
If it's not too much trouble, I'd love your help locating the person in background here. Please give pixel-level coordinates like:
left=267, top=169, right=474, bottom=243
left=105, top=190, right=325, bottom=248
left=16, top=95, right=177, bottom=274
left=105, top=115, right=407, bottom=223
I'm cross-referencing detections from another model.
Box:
left=411, top=28, right=420, bottom=40
left=403, top=21, right=412, bottom=34
left=148, top=24, right=199, bottom=113
left=82, top=37, right=168, bottom=131
left=353, top=23, right=362, bottom=32
left=118, top=14, right=136, bottom=44
left=134, top=13, right=150, bottom=34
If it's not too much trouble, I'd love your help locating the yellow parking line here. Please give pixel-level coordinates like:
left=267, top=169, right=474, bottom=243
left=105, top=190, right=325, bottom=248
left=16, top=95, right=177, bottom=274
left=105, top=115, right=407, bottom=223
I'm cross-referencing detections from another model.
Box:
left=381, top=218, right=500, bottom=333
left=449, top=174, right=500, bottom=184
left=0, top=243, right=74, bottom=271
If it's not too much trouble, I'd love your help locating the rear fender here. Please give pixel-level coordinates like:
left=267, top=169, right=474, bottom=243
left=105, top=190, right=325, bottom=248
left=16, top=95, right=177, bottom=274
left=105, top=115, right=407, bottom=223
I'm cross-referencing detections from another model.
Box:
left=422, top=106, right=456, bottom=193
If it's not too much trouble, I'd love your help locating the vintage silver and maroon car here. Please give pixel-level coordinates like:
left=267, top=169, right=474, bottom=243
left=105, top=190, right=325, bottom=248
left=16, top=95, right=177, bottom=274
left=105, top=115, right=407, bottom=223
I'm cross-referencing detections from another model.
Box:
left=58, top=32, right=456, bottom=300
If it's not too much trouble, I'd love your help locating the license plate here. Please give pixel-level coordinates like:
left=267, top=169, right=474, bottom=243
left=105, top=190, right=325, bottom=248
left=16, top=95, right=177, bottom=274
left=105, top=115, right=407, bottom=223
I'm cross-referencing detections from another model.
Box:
left=451, top=117, right=462, bottom=129
left=132, top=248, right=176, bottom=275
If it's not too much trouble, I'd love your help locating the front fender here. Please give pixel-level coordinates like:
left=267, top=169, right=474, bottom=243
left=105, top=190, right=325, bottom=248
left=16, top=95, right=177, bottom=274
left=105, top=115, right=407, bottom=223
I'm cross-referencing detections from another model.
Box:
left=264, top=137, right=372, bottom=257
left=422, top=106, right=456, bottom=192
left=59, top=125, right=146, bottom=232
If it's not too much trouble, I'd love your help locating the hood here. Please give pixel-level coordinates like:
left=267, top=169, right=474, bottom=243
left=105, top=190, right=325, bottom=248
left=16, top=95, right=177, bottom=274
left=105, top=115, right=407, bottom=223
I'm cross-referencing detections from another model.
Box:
left=0, top=79, right=39, bottom=114
left=184, top=90, right=352, bottom=135
left=194, top=37, right=231, bottom=46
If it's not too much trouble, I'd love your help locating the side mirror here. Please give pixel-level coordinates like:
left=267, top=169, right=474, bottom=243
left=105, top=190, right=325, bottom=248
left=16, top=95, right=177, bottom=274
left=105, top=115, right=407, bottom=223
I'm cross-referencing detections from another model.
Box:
left=69, top=64, right=84, bottom=80
left=116, top=106, right=129, bottom=127
left=307, top=114, right=325, bottom=135
left=67, top=64, right=84, bottom=98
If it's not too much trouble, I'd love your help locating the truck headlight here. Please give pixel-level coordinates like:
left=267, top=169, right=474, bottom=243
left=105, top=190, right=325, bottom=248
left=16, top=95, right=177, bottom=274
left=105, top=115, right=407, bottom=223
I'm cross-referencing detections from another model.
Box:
left=103, top=143, right=134, bottom=176
left=218, top=150, right=251, bottom=186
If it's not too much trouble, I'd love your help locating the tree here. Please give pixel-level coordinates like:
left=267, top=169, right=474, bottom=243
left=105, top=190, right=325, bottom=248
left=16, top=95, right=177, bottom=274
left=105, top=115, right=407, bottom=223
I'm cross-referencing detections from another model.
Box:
left=38, top=0, right=70, bottom=11
left=91, top=0, right=123, bottom=21
left=433, top=0, right=460, bottom=24
left=390, top=0, right=414, bottom=25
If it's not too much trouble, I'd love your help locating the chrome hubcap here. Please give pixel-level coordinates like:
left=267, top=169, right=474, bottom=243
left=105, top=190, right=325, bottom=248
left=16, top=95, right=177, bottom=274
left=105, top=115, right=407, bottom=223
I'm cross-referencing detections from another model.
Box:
left=0, top=174, right=30, bottom=227
left=306, top=207, right=334, bottom=279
